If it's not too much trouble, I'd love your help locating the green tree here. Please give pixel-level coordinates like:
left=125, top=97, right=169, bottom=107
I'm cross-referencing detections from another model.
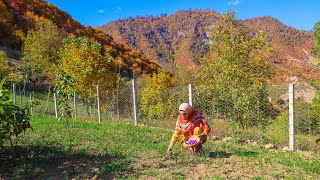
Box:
left=58, top=36, right=117, bottom=99
left=311, top=21, right=320, bottom=65
left=0, top=79, right=31, bottom=148
left=54, top=71, right=76, bottom=172
left=196, top=11, right=274, bottom=127
left=310, top=21, right=320, bottom=134
left=309, top=80, right=320, bottom=134
left=294, top=101, right=313, bottom=134
left=22, top=19, right=65, bottom=82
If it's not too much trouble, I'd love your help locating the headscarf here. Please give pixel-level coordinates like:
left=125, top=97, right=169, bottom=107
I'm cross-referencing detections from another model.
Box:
left=179, top=103, right=193, bottom=123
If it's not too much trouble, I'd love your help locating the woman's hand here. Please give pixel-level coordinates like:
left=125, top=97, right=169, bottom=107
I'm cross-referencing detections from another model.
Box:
left=167, top=146, right=173, bottom=156
left=198, top=132, right=207, bottom=137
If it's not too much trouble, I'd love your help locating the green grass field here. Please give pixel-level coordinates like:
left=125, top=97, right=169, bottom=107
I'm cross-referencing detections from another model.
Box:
left=1, top=116, right=320, bottom=179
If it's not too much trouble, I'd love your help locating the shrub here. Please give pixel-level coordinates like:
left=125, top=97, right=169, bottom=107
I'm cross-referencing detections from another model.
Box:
left=0, top=79, right=31, bottom=148
left=228, top=121, right=264, bottom=142
left=138, top=71, right=187, bottom=129
left=210, top=119, right=229, bottom=138
left=294, top=101, right=313, bottom=134
left=264, top=112, right=289, bottom=148
left=295, top=134, right=319, bottom=152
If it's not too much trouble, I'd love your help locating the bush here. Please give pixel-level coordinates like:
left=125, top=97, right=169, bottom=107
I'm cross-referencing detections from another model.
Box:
left=228, top=121, right=264, bottom=142
left=264, top=112, right=289, bottom=148
left=294, top=101, right=313, bottom=134
left=295, top=134, right=319, bottom=152
left=138, top=72, right=187, bottom=129
left=210, top=119, right=229, bottom=138
left=0, top=79, right=31, bottom=148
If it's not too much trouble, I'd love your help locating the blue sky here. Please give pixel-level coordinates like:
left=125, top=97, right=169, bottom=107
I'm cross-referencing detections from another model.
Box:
left=46, top=0, right=320, bottom=31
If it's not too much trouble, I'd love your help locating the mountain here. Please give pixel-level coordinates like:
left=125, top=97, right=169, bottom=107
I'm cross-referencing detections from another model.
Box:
left=0, top=0, right=161, bottom=77
left=101, top=10, right=319, bottom=82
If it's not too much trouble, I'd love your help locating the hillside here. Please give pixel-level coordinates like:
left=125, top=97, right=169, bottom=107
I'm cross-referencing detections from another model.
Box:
left=101, top=10, right=319, bottom=81
left=0, top=0, right=161, bottom=76
left=243, top=16, right=319, bottom=81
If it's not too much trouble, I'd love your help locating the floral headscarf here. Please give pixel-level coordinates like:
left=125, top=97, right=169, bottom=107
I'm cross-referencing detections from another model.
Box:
left=179, top=103, right=193, bottom=123
left=179, top=103, right=192, bottom=114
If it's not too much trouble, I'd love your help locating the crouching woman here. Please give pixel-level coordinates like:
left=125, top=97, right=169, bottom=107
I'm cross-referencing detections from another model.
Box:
left=167, top=103, right=211, bottom=156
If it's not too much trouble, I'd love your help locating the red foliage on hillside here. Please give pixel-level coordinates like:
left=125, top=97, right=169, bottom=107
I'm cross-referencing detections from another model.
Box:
left=0, top=0, right=161, bottom=76
left=101, top=10, right=319, bottom=82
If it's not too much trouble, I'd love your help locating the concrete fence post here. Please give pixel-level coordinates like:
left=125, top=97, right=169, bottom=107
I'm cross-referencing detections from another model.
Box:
left=73, top=91, right=77, bottom=120
left=97, top=85, right=101, bottom=123
left=54, top=93, right=58, bottom=118
left=188, top=84, right=193, bottom=106
left=132, top=77, right=138, bottom=126
left=13, top=83, right=16, bottom=104
left=289, top=84, right=295, bottom=151
left=29, top=93, right=33, bottom=114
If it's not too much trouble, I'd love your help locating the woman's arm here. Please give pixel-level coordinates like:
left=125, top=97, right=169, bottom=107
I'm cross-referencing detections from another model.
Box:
left=167, top=129, right=181, bottom=155
left=169, top=129, right=181, bottom=147
left=202, top=119, right=212, bottom=135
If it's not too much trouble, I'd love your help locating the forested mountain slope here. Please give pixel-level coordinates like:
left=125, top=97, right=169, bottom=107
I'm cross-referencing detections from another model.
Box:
left=101, top=10, right=319, bottom=81
left=0, top=0, right=161, bottom=76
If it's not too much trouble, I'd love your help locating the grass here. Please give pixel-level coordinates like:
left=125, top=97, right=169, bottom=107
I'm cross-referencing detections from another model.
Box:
left=10, top=89, right=58, bottom=116
left=1, top=116, right=320, bottom=179
left=10, top=88, right=125, bottom=122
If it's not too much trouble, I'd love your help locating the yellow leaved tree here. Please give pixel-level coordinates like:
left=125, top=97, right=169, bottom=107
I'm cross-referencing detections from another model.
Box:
left=57, top=36, right=117, bottom=101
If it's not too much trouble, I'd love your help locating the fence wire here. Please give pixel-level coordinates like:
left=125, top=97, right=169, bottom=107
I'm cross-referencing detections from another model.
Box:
left=7, top=80, right=318, bottom=133
left=6, top=80, right=319, bottom=151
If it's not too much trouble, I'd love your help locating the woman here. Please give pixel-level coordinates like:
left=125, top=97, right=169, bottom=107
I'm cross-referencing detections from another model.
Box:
left=167, top=102, right=211, bottom=156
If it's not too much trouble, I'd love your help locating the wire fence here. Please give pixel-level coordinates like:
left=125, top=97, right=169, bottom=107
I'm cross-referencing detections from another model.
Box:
left=8, top=78, right=319, bottom=144
left=9, top=80, right=314, bottom=125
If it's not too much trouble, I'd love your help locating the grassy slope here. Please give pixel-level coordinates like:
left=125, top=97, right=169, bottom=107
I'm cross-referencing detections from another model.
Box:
left=1, top=116, right=319, bottom=179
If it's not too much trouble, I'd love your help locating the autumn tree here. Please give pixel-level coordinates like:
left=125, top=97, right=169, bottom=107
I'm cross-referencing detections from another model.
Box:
left=3, top=0, right=26, bottom=14
left=0, top=51, right=10, bottom=80
left=10, top=29, right=26, bottom=49
left=22, top=18, right=65, bottom=83
left=57, top=36, right=117, bottom=99
left=140, top=71, right=176, bottom=122
left=0, top=51, right=21, bottom=82
left=196, top=11, right=274, bottom=127
left=0, top=1, right=14, bottom=38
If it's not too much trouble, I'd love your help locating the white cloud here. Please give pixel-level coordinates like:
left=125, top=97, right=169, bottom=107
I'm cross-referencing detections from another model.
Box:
left=99, top=9, right=104, bottom=13
left=228, top=0, right=240, bottom=5
left=114, top=6, right=122, bottom=14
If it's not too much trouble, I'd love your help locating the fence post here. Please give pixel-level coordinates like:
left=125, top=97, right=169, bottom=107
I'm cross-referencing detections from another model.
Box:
left=188, top=84, right=193, bottom=106
left=19, top=89, right=22, bottom=107
left=13, top=83, right=16, bottom=104
left=54, top=93, right=58, bottom=118
left=289, top=84, right=294, bottom=151
left=29, top=93, right=33, bottom=114
left=97, top=85, right=101, bottom=123
left=73, top=91, right=77, bottom=121
left=132, top=78, right=138, bottom=126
